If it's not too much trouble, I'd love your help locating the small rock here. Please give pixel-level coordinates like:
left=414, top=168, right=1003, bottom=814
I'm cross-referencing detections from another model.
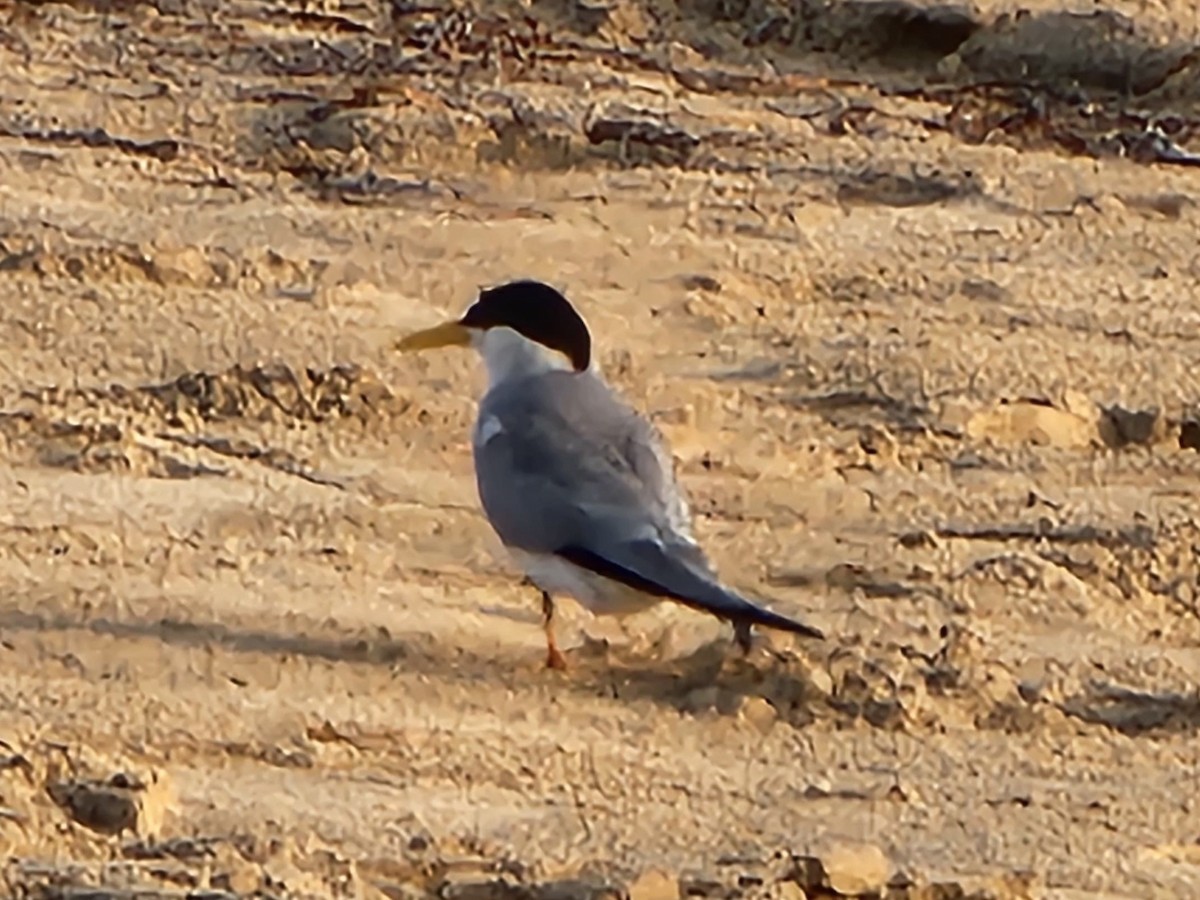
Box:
left=46, top=768, right=174, bottom=839
left=966, top=401, right=1095, bottom=449
left=212, top=857, right=261, bottom=895
left=47, top=778, right=139, bottom=836
left=803, top=776, right=832, bottom=797
left=789, top=857, right=825, bottom=891
left=679, top=273, right=722, bottom=293
left=1100, top=404, right=1165, bottom=448
left=858, top=424, right=899, bottom=464
left=738, top=696, right=778, bottom=733
left=1016, top=680, right=1043, bottom=703
left=807, top=665, right=834, bottom=698
left=628, top=869, right=679, bottom=900
left=682, top=294, right=737, bottom=329
left=151, top=242, right=213, bottom=287
left=822, top=842, right=890, bottom=896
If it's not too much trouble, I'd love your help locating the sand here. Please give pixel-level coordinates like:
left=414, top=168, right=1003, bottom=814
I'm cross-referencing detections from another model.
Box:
left=3, top=1, right=1200, bottom=898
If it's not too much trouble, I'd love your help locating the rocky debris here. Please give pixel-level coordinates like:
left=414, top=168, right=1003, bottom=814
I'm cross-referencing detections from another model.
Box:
left=139, top=363, right=401, bottom=426
left=658, top=852, right=1037, bottom=899
left=951, top=393, right=1200, bottom=453
left=663, top=623, right=989, bottom=735
left=2, top=859, right=1040, bottom=900
left=8, top=363, right=402, bottom=430
left=1, top=741, right=177, bottom=856
left=584, top=105, right=702, bottom=167
left=425, top=857, right=1035, bottom=900
left=0, top=362, right=407, bottom=482
left=0, top=227, right=334, bottom=293
left=0, top=736, right=1056, bottom=899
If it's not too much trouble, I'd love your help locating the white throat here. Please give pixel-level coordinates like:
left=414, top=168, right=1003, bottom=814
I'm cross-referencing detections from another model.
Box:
left=473, top=326, right=576, bottom=389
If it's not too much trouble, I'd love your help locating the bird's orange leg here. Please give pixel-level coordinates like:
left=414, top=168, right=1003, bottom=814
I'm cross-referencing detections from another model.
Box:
left=541, top=591, right=569, bottom=671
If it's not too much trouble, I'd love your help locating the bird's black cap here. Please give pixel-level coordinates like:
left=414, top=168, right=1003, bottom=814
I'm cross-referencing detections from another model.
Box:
left=460, top=279, right=592, bottom=372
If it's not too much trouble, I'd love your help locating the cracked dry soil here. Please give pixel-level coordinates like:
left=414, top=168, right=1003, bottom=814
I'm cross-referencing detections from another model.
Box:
left=3, top=1, right=1200, bottom=898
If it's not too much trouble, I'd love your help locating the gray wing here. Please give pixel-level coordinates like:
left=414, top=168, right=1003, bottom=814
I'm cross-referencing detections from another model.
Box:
left=620, top=410, right=696, bottom=540
left=473, top=372, right=823, bottom=640
left=473, top=371, right=697, bottom=555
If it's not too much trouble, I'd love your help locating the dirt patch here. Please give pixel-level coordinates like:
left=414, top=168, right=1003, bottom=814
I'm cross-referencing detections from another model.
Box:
left=3, top=0, right=1200, bottom=898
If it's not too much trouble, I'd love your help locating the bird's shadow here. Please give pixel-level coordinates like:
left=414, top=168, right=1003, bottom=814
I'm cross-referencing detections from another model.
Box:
left=557, top=633, right=838, bottom=728
left=0, top=605, right=832, bottom=726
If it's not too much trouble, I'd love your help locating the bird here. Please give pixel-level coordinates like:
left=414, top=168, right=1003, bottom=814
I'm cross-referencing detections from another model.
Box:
left=396, top=278, right=824, bottom=670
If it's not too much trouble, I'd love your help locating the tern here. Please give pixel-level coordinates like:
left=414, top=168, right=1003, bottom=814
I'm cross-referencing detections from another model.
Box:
left=397, top=279, right=824, bottom=669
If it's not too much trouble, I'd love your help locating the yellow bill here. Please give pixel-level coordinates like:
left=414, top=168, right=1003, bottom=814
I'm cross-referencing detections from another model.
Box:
left=395, top=320, right=471, bottom=352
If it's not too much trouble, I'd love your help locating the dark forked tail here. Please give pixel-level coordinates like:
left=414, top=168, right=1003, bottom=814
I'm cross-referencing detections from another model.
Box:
left=555, top=542, right=825, bottom=647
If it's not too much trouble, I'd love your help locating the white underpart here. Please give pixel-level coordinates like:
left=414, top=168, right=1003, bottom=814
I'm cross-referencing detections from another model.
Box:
left=472, top=325, right=574, bottom=391
left=508, top=548, right=660, bottom=617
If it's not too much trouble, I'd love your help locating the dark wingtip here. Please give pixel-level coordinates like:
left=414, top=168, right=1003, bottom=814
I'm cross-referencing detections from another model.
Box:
left=738, top=606, right=825, bottom=642
left=733, top=613, right=823, bottom=655
left=555, top=543, right=826, bottom=642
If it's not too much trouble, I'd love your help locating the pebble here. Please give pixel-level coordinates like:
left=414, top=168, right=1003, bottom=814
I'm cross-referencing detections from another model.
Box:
left=822, top=842, right=890, bottom=896
left=628, top=868, right=680, bottom=900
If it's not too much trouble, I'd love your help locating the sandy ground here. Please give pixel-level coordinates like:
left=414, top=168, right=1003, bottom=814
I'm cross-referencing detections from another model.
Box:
left=3, top=1, right=1200, bottom=898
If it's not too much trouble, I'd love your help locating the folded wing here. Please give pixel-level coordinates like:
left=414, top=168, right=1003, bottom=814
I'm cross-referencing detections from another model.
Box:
left=473, top=372, right=823, bottom=642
